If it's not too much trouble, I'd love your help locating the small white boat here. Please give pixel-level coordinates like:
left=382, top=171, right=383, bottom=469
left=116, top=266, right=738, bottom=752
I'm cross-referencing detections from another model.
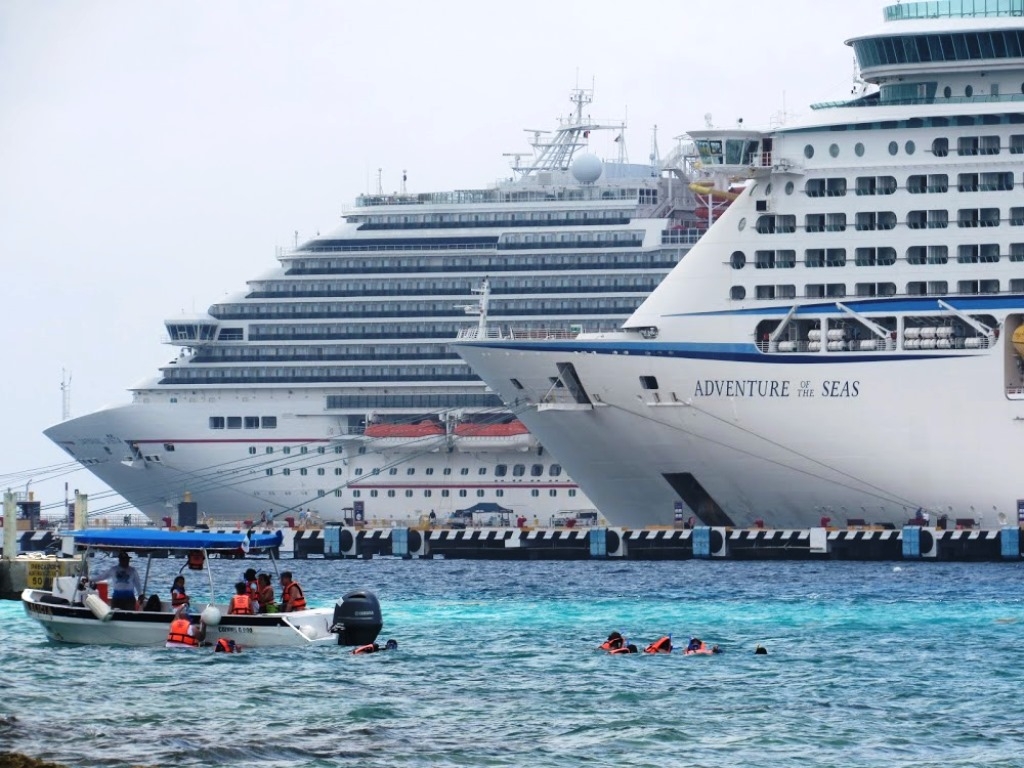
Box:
left=21, top=528, right=382, bottom=648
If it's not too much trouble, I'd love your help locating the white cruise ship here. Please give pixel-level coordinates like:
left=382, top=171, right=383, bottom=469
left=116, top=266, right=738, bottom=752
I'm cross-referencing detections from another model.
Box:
left=456, top=2, right=1024, bottom=531
left=45, top=88, right=706, bottom=525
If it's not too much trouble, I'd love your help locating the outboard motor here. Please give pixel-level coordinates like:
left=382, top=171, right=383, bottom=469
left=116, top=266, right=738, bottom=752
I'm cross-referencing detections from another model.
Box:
left=331, top=589, right=382, bottom=646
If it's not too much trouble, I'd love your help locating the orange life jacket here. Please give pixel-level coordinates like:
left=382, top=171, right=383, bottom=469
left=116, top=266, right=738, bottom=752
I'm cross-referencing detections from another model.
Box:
left=685, top=640, right=713, bottom=655
left=229, top=594, right=254, bottom=615
left=283, top=581, right=306, bottom=611
left=167, top=617, right=198, bottom=646
left=215, top=638, right=239, bottom=653
left=644, top=636, right=673, bottom=654
left=352, top=643, right=378, bottom=654
left=599, top=634, right=625, bottom=651
left=170, top=589, right=190, bottom=608
left=609, top=646, right=635, bottom=654
left=187, top=550, right=205, bottom=571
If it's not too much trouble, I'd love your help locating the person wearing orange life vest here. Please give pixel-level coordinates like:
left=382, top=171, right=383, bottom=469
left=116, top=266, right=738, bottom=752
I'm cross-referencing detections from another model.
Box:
left=166, top=606, right=206, bottom=649
left=169, top=575, right=190, bottom=612
left=215, top=638, right=240, bottom=653
left=609, top=643, right=639, bottom=654
left=684, top=637, right=721, bottom=655
left=228, top=581, right=255, bottom=615
left=279, top=572, right=306, bottom=612
left=352, top=639, right=397, bottom=654
left=599, top=631, right=626, bottom=652
left=256, top=573, right=276, bottom=613
left=644, top=635, right=673, bottom=654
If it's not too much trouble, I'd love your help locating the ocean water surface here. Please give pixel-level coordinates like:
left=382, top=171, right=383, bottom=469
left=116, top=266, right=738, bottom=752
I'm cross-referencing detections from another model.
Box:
left=2, top=558, right=1022, bottom=767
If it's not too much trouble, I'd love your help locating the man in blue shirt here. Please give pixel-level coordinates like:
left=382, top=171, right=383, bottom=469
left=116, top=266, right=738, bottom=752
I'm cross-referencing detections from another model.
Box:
left=92, top=551, right=144, bottom=610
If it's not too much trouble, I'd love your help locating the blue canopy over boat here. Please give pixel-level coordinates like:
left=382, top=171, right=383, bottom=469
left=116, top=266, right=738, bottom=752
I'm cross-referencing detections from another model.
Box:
left=70, top=527, right=284, bottom=552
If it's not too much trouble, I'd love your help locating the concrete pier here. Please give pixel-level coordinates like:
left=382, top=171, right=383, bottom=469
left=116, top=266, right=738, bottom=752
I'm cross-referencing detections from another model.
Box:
left=284, top=523, right=1021, bottom=562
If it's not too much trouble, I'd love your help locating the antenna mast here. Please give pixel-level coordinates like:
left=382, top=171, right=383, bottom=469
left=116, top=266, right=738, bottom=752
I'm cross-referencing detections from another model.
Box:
left=61, top=369, right=72, bottom=421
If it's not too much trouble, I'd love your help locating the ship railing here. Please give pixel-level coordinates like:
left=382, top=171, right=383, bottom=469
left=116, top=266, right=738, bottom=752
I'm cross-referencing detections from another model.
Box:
left=457, top=326, right=580, bottom=341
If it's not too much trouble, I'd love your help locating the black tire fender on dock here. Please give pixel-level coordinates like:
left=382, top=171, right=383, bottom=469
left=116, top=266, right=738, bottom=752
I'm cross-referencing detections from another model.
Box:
left=606, top=529, right=620, bottom=553
left=339, top=528, right=354, bottom=553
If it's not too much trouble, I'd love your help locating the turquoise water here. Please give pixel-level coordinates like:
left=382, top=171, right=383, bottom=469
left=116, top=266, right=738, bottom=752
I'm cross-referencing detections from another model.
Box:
left=2, top=558, right=1023, bottom=767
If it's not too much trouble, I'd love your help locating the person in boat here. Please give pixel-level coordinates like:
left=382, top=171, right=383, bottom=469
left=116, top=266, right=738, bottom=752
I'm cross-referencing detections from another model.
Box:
left=256, top=573, right=276, bottom=613
left=91, top=551, right=144, bottom=611
left=609, top=643, right=639, bottom=654
left=215, top=638, right=240, bottom=653
left=228, top=581, right=255, bottom=615
left=242, top=568, right=259, bottom=606
left=165, top=606, right=206, bottom=649
left=352, top=638, right=397, bottom=654
left=599, top=631, right=626, bottom=651
left=644, top=635, right=673, bottom=654
left=279, top=571, right=306, bottom=612
left=170, top=575, right=190, bottom=612
left=684, top=638, right=721, bottom=655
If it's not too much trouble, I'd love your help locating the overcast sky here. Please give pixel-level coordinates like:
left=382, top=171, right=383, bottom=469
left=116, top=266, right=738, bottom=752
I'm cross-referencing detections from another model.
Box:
left=0, top=0, right=881, bottom=518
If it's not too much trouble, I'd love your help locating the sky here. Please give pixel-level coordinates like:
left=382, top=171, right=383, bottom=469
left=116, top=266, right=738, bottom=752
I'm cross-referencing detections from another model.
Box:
left=0, top=0, right=883, bottom=519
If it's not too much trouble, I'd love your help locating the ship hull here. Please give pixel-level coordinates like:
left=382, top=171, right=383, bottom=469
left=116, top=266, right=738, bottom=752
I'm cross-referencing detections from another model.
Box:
left=456, top=333, right=1024, bottom=529
left=45, top=396, right=587, bottom=524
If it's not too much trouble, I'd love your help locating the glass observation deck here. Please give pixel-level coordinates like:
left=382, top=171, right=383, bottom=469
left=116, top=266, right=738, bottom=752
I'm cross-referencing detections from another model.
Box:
left=883, top=1, right=1024, bottom=22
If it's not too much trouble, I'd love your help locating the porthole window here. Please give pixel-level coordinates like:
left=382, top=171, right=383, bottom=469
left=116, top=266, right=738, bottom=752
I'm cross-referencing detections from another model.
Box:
left=905, top=140, right=916, bottom=155
left=785, top=181, right=794, bottom=195
left=888, top=141, right=898, bottom=156
left=829, top=143, right=839, bottom=158
left=737, top=217, right=747, bottom=232
left=730, top=286, right=746, bottom=300
left=855, top=142, right=865, bottom=157
left=804, top=144, right=814, bottom=159
left=730, top=251, right=746, bottom=269
left=944, top=85, right=952, bottom=98
left=965, top=84, right=974, bottom=97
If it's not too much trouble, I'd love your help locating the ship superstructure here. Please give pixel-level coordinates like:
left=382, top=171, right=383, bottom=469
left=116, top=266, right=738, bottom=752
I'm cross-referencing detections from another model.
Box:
left=456, top=3, right=1024, bottom=529
left=46, top=88, right=705, bottom=524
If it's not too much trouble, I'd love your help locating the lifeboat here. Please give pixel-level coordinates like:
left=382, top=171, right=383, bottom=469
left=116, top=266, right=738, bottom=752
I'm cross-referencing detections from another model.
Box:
left=453, top=420, right=529, bottom=437
left=364, top=423, right=444, bottom=442
left=453, top=419, right=537, bottom=452
left=690, top=182, right=743, bottom=224
left=1013, top=325, right=1024, bottom=359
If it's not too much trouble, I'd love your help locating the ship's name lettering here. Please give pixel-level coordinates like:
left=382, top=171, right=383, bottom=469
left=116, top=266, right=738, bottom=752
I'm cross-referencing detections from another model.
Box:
left=820, top=379, right=860, bottom=398
left=692, top=379, right=861, bottom=399
left=693, top=379, right=790, bottom=398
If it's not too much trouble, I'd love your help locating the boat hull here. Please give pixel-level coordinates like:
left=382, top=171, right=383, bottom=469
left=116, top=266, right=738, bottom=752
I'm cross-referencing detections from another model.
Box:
left=22, top=589, right=339, bottom=647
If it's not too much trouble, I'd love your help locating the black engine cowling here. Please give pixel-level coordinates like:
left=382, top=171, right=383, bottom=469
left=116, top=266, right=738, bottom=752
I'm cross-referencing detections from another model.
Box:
left=331, top=589, right=382, bottom=646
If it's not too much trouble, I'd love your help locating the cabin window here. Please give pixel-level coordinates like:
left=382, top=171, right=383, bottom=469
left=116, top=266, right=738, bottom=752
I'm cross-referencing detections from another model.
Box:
left=209, top=417, right=225, bottom=429
left=640, top=376, right=659, bottom=390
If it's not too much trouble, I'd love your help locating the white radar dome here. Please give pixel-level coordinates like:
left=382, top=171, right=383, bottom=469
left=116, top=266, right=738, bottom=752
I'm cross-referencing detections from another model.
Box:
left=571, top=153, right=603, bottom=184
